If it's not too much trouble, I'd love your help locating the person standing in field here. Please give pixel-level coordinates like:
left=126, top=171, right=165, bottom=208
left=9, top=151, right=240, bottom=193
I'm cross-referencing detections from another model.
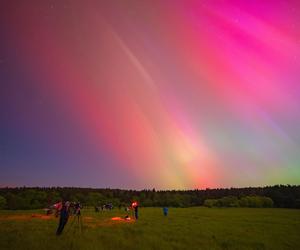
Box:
left=56, top=201, right=70, bottom=235
left=53, top=201, right=62, bottom=217
left=163, top=207, right=168, bottom=216
left=132, top=201, right=139, bottom=220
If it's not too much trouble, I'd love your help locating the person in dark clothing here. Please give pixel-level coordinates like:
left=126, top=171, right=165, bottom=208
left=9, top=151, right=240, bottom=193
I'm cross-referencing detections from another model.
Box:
left=134, top=205, right=138, bottom=219
left=132, top=202, right=139, bottom=220
left=74, top=202, right=81, bottom=216
left=163, top=207, right=168, bottom=216
left=56, top=201, right=70, bottom=235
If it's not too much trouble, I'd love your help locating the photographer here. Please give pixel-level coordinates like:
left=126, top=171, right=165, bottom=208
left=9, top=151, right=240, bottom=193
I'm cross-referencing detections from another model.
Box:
left=131, top=201, right=139, bottom=220
left=56, top=201, right=70, bottom=235
left=74, top=202, right=81, bottom=216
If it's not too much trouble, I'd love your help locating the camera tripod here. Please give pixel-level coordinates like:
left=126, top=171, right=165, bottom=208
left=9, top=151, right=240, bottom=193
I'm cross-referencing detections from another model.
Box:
left=66, top=212, right=83, bottom=234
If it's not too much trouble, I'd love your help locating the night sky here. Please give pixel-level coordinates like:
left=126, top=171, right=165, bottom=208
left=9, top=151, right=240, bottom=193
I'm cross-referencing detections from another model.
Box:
left=1, top=0, right=300, bottom=189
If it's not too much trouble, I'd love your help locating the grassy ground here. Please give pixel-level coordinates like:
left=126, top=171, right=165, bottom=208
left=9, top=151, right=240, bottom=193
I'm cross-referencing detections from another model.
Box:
left=0, top=207, right=299, bottom=250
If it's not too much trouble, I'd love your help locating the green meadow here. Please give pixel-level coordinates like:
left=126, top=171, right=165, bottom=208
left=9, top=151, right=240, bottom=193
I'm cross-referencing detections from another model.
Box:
left=0, top=207, right=299, bottom=250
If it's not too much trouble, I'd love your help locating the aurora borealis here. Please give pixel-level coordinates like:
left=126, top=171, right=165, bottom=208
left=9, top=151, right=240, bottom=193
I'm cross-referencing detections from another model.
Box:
left=1, top=0, right=300, bottom=189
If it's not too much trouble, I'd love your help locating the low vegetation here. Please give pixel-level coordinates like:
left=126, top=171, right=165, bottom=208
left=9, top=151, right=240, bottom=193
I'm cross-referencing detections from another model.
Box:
left=204, top=196, right=274, bottom=208
left=0, top=185, right=299, bottom=210
left=0, top=207, right=299, bottom=250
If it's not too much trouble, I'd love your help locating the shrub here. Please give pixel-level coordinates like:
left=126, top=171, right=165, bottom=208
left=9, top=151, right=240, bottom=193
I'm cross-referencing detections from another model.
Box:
left=219, top=196, right=239, bottom=207
left=261, top=197, right=274, bottom=208
left=204, top=196, right=274, bottom=208
left=0, top=195, right=7, bottom=209
left=204, top=199, right=218, bottom=207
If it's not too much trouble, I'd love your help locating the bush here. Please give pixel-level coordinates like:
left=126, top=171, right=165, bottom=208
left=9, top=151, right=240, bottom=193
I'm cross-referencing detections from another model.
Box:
left=86, top=192, right=105, bottom=206
left=239, top=196, right=274, bottom=208
left=6, top=193, right=29, bottom=210
left=47, top=191, right=61, bottom=204
left=204, top=199, right=218, bottom=207
left=0, top=195, right=7, bottom=209
left=262, top=197, right=274, bottom=208
left=219, top=196, right=239, bottom=207
left=204, top=196, right=273, bottom=208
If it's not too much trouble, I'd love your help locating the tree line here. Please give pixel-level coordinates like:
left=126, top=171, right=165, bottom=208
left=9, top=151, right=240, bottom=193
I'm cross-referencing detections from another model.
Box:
left=204, top=196, right=274, bottom=208
left=0, top=185, right=299, bottom=210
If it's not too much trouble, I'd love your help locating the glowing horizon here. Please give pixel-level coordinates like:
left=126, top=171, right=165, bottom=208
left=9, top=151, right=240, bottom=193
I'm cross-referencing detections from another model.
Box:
left=1, top=0, right=300, bottom=189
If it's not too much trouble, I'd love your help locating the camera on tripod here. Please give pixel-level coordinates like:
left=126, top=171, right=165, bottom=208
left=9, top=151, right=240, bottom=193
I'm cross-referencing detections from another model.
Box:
left=74, top=202, right=81, bottom=216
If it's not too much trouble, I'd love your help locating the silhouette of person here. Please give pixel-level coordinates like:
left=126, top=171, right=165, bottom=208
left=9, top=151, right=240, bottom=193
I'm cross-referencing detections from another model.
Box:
left=163, top=207, right=168, bottom=216
left=56, top=201, right=70, bottom=235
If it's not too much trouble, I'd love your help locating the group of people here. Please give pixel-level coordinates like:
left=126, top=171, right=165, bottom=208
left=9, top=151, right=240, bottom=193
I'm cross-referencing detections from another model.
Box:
left=54, top=200, right=169, bottom=235
left=94, top=203, right=113, bottom=212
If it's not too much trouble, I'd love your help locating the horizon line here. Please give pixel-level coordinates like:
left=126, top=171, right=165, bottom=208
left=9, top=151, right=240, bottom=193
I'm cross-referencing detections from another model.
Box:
left=1, top=184, right=299, bottom=192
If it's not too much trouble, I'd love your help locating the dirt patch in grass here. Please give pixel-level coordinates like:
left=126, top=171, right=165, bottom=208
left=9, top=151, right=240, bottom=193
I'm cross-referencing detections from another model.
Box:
left=0, top=214, right=55, bottom=221
left=0, top=214, right=135, bottom=229
left=0, top=215, right=30, bottom=221
left=83, top=216, right=135, bottom=228
left=31, top=214, right=54, bottom=220
left=82, top=216, right=94, bottom=222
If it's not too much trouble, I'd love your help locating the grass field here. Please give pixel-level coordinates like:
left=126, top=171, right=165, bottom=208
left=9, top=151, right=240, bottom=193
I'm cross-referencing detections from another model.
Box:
left=0, top=207, right=299, bottom=250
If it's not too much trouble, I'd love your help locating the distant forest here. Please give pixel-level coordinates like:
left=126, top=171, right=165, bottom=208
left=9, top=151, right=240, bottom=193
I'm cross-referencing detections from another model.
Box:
left=0, top=185, right=299, bottom=210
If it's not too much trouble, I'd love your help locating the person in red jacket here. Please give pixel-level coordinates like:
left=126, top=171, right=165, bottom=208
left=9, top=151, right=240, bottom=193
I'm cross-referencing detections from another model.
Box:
left=53, top=201, right=62, bottom=217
